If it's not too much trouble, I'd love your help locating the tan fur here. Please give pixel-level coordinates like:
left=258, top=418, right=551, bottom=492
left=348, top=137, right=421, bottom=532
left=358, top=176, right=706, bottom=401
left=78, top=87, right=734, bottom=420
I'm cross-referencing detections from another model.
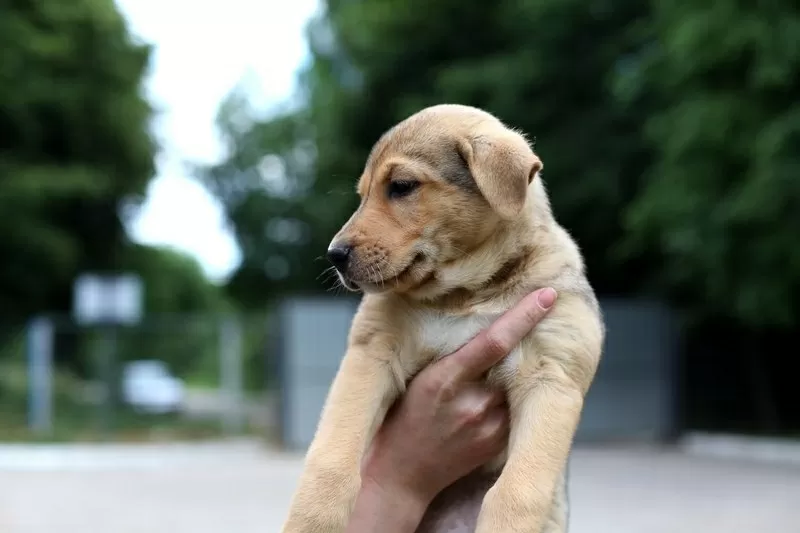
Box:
left=281, top=104, right=605, bottom=533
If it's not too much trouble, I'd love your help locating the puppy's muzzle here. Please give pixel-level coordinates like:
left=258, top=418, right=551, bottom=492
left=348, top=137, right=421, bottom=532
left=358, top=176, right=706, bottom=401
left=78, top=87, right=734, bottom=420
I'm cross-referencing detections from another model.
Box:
left=326, top=241, right=352, bottom=273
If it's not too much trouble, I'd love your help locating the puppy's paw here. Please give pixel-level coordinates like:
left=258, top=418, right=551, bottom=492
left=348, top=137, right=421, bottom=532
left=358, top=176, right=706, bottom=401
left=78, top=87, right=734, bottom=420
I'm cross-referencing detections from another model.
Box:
left=475, top=484, right=549, bottom=533
left=281, top=502, right=353, bottom=533
left=281, top=507, right=348, bottom=533
left=281, top=469, right=361, bottom=533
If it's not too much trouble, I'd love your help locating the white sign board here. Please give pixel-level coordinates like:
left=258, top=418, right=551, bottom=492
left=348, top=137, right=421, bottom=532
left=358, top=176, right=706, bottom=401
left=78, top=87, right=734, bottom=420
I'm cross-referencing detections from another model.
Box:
left=73, top=274, right=143, bottom=325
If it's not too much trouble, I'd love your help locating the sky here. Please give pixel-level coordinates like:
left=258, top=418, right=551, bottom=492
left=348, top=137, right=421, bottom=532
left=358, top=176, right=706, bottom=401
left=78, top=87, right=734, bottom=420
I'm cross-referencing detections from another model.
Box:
left=115, top=0, right=321, bottom=283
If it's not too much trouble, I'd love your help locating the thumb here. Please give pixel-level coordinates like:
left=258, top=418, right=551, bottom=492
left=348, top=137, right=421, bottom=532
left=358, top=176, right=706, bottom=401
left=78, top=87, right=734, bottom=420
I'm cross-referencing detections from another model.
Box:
left=444, top=288, right=557, bottom=383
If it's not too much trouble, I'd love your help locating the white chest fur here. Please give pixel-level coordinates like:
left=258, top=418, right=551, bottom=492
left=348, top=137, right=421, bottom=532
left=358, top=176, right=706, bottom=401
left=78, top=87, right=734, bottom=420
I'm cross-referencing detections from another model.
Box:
left=417, top=310, right=522, bottom=380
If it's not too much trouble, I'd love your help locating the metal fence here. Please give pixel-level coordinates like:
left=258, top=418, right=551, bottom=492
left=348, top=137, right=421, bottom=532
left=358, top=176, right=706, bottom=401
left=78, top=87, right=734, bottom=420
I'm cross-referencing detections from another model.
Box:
left=2, top=313, right=275, bottom=442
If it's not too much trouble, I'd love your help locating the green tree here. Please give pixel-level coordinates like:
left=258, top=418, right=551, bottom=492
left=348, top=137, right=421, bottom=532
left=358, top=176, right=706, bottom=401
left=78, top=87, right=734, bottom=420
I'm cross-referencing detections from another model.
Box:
left=124, top=244, right=229, bottom=315
left=622, top=1, right=800, bottom=329
left=197, top=0, right=656, bottom=305
left=112, top=244, right=231, bottom=378
left=201, top=0, right=799, bottom=331
left=0, top=0, right=157, bottom=325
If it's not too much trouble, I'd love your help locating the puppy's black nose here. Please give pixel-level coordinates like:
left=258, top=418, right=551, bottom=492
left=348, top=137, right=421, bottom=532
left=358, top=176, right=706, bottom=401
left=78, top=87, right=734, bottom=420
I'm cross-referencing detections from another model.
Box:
left=326, top=243, right=352, bottom=271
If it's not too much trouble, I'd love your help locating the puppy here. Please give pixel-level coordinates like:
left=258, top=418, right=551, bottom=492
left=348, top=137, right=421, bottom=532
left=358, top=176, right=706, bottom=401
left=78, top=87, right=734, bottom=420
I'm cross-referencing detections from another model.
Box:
left=281, top=104, right=605, bottom=533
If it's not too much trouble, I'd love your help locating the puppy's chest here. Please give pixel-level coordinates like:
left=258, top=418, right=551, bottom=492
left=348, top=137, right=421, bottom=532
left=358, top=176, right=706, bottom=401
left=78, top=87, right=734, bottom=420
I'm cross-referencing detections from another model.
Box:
left=415, top=311, right=521, bottom=382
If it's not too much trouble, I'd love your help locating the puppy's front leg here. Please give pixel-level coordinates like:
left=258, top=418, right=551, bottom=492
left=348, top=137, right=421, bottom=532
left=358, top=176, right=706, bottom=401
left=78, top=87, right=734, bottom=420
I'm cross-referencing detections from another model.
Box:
left=282, top=347, right=399, bottom=533
left=476, top=379, right=582, bottom=533
left=476, top=296, right=602, bottom=533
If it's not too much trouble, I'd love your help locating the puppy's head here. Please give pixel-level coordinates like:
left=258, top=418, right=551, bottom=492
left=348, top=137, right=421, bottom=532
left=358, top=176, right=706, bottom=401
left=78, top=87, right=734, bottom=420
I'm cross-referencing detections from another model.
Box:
left=327, top=104, right=543, bottom=294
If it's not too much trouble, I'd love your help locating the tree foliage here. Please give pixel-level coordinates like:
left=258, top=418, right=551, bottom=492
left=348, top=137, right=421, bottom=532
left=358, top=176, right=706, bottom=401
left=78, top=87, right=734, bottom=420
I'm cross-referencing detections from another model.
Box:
left=0, top=0, right=238, bottom=383
left=198, top=0, right=799, bottom=336
left=622, top=2, right=800, bottom=328
left=0, top=0, right=157, bottom=323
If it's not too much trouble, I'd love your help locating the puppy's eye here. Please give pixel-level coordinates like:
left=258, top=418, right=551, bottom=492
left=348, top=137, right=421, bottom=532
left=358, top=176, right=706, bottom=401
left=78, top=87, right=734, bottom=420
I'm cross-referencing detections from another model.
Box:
left=387, top=180, right=420, bottom=200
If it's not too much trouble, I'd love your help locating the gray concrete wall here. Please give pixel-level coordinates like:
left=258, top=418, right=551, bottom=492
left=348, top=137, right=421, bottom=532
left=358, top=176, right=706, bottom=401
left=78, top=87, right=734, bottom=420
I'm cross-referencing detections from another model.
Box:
left=275, top=296, right=680, bottom=450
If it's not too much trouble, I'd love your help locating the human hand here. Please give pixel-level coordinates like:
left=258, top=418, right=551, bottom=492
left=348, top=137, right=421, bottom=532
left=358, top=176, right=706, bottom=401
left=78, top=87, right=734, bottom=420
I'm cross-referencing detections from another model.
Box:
left=346, top=288, right=557, bottom=533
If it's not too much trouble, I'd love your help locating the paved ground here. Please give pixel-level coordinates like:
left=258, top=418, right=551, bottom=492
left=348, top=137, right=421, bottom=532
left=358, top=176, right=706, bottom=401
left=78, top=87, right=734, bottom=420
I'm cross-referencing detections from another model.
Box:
left=1, top=441, right=798, bottom=533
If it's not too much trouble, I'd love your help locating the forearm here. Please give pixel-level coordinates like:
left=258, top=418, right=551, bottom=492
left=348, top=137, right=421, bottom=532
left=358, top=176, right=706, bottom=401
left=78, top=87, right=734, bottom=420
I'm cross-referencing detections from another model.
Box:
left=345, top=477, right=428, bottom=533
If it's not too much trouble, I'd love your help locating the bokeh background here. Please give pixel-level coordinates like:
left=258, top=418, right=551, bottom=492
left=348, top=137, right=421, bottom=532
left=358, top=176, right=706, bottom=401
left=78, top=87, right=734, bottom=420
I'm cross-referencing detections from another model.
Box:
left=1, top=0, right=798, bottom=532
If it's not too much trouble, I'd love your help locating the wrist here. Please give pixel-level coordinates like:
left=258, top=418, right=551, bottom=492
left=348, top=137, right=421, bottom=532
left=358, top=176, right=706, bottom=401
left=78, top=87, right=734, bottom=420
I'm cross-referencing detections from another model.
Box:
left=366, top=472, right=432, bottom=513
left=345, top=474, right=429, bottom=533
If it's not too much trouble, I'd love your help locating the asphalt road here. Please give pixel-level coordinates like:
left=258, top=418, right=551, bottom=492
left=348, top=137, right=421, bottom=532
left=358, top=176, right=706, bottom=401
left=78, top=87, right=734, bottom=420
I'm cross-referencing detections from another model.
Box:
left=1, top=441, right=798, bottom=533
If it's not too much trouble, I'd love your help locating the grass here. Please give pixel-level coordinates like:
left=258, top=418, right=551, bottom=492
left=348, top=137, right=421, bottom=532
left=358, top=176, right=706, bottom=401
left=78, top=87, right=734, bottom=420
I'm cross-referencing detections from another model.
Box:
left=0, top=361, right=261, bottom=443
left=0, top=406, right=233, bottom=443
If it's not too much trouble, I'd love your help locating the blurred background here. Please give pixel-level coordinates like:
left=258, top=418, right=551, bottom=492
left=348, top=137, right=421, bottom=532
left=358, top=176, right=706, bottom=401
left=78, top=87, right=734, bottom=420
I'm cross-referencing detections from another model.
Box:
left=1, top=0, right=798, bottom=532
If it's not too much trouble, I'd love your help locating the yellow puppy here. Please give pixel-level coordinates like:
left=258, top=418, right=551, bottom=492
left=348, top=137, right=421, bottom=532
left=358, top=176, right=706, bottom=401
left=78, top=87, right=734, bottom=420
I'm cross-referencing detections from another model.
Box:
left=282, top=104, right=605, bottom=533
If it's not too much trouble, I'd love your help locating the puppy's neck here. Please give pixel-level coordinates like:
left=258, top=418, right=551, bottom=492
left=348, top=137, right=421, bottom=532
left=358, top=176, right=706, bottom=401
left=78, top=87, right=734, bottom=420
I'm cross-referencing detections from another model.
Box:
left=407, top=179, right=556, bottom=312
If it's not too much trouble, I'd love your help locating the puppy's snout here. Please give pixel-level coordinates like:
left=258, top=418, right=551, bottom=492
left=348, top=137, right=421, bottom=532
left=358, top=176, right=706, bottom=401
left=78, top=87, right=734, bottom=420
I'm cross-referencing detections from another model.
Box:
left=326, top=242, right=352, bottom=272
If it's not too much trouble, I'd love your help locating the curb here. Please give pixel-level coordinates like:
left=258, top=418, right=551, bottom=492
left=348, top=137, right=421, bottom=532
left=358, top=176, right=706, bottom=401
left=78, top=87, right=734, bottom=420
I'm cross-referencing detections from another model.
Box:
left=678, top=432, right=800, bottom=466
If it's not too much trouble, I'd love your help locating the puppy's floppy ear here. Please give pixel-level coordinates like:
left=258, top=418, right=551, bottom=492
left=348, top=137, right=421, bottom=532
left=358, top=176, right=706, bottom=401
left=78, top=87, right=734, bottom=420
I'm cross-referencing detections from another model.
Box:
left=457, top=131, right=543, bottom=219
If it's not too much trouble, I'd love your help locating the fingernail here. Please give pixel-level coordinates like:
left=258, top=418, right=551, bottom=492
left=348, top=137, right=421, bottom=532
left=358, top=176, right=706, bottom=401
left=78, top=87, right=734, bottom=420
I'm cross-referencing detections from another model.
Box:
left=537, top=288, right=557, bottom=310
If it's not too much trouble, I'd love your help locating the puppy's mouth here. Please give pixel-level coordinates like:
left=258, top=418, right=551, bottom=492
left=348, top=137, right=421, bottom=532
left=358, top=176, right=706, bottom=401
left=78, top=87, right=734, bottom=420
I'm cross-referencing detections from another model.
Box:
left=339, top=277, right=360, bottom=291
left=343, top=253, right=427, bottom=293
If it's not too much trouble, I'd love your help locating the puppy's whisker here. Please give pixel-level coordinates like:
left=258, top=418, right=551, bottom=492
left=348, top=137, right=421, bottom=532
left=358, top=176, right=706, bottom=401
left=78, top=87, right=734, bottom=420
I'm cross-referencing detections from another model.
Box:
left=377, top=264, right=386, bottom=289
left=319, top=265, right=346, bottom=293
left=326, top=274, right=345, bottom=295
left=317, top=265, right=337, bottom=281
left=320, top=272, right=340, bottom=287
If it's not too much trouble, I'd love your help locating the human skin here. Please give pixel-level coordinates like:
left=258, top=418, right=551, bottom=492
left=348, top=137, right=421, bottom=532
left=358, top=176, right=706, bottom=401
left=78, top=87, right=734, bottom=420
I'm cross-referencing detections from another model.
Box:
left=345, top=287, right=558, bottom=533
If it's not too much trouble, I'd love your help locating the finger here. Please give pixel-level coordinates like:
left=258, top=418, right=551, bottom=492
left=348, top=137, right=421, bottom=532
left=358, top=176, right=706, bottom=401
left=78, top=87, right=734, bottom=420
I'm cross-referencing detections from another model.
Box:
left=446, top=287, right=557, bottom=382
left=477, top=406, right=510, bottom=445
left=451, top=382, right=505, bottom=409
left=452, top=385, right=498, bottom=425
left=484, top=387, right=506, bottom=410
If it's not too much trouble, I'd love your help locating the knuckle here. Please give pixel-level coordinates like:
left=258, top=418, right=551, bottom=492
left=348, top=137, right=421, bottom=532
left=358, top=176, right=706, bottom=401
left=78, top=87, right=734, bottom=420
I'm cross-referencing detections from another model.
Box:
left=461, top=404, right=485, bottom=425
left=477, top=426, right=504, bottom=450
left=523, top=304, right=545, bottom=325
left=477, top=393, right=497, bottom=415
left=418, top=374, right=441, bottom=396
left=459, top=393, right=493, bottom=425
left=482, top=331, right=510, bottom=358
left=414, top=370, right=448, bottom=397
left=434, top=377, right=459, bottom=402
left=480, top=414, right=508, bottom=442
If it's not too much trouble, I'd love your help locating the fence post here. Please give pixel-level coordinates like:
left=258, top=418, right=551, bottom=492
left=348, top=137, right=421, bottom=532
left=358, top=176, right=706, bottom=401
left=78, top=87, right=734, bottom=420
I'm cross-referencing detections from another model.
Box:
left=96, top=326, right=118, bottom=439
left=27, top=316, right=54, bottom=436
left=219, top=315, right=244, bottom=435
